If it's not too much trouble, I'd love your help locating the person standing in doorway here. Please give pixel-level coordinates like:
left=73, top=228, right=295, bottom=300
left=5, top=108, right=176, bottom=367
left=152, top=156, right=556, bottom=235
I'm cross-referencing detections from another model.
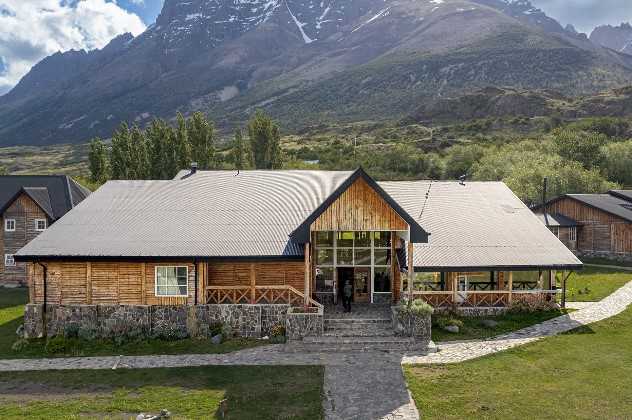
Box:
left=343, top=280, right=353, bottom=313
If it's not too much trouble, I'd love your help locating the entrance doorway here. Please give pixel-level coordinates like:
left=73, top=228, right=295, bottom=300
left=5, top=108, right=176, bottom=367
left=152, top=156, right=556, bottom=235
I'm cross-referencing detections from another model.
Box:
left=337, top=267, right=371, bottom=303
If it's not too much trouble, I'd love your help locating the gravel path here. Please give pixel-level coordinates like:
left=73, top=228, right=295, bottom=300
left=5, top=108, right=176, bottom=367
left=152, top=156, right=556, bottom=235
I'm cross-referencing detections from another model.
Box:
left=1, top=280, right=631, bottom=419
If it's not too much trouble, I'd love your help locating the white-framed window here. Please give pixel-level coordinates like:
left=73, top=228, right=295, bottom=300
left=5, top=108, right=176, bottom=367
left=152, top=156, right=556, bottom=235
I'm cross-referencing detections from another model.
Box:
left=34, top=219, right=47, bottom=231
left=155, top=266, right=188, bottom=297
left=569, top=226, right=577, bottom=242
left=4, top=219, right=15, bottom=232
left=4, top=254, right=15, bottom=267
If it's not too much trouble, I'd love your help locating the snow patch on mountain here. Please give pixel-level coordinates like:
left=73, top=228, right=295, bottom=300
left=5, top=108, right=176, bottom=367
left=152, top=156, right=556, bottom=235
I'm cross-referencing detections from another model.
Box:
left=286, top=1, right=315, bottom=43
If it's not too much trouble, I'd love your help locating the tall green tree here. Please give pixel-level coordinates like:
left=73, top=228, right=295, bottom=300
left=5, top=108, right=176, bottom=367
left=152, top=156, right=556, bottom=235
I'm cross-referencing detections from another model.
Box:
left=88, top=138, right=109, bottom=184
left=187, top=112, right=215, bottom=169
left=232, top=128, right=246, bottom=170
left=443, top=144, right=487, bottom=179
left=248, top=109, right=283, bottom=169
left=175, top=112, right=191, bottom=171
left=602, top=140, right=632, bottom=187
left=110, top=123, right=133, bottom=179
left=552, top=128, right=608, bottom=169
left=128, top=124, right=150, bottom=179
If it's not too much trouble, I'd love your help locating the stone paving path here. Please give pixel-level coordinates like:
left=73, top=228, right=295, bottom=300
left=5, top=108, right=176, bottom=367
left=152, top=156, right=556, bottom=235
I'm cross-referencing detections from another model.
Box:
left=1, top=280, right=631, bottom=419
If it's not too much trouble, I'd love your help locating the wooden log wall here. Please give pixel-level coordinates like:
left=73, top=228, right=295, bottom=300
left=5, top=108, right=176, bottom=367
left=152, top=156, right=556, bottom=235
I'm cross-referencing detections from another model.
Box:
left=310, top=177, right=408, bottom=232
left=206, top=261, right=305, bottom=294
left=1, top=193, right=49, bottom=287
left=28, top=261, right=196, bottom=305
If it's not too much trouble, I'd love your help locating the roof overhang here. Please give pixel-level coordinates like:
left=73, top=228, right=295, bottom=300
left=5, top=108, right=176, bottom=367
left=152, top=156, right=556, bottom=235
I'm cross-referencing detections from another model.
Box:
left=14, top=254, right=305, bottom=263
left=0, top=187, right=55, bottom=219
left=289, top=167, right=430, bottom=244
left=414, top=264, right=584, bottom=272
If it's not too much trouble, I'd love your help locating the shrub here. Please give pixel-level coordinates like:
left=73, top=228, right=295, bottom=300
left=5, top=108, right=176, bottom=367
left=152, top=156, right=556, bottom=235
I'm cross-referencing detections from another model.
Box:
left=11, top=338, right=29, bottom=352
left=399, top=299, right=434, bottom=317
left=63, top=323, right=80, bottom=339
left=434, top=316, right=464, bottom=330
left=209, top=322, right=223, bottom=337
left=45, top=335, right=70, bottom=354
left=270, top=323, right=286, bottom=337
left=221, top=323, right=234, bottom=339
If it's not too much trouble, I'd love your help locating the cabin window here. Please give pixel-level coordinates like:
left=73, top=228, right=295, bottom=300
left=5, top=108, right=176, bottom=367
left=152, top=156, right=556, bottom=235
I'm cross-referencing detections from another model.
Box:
left=4, top=219, right=15, bottom=232
left=4, top=254, right=15, bottom=267
left=569, top=227, right=577, bottom=242
left=315, top=267, right=334, bottom=293
left=155, top=266, right=188, bottom=297
left=35, top=219, right=47, bottom=231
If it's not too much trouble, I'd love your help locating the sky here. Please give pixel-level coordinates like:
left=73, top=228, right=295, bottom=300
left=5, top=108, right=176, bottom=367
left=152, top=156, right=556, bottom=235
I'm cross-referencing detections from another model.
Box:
left=0, top=0, right=631, bottom=95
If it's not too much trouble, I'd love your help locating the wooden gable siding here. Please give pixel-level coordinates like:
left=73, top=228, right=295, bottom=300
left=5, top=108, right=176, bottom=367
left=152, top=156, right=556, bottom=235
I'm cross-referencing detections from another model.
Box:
left=311, top=177, right=408, bottom=232
left=28, top=261, right=196, bottom=306
left=540, top=197, right=632, bottom=254
left=207, top=261, right=305, bottom=293
left=1, top=193, right=49, bottom=287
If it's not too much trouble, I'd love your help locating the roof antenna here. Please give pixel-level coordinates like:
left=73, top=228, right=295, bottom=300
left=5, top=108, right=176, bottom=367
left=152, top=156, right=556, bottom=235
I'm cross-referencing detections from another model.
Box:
left=459, top=174, right=466, bottom=186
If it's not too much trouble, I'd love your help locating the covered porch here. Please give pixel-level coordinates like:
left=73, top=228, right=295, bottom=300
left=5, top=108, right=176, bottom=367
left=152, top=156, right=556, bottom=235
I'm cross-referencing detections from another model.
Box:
left=403, top=269, right=573, bottom=309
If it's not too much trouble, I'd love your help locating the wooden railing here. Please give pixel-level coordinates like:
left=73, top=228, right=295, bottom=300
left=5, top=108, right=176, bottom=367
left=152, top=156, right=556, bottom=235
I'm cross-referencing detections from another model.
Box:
left=205, top=285, right=323, bottom=308
left=412, top=290, right=558, bottom=308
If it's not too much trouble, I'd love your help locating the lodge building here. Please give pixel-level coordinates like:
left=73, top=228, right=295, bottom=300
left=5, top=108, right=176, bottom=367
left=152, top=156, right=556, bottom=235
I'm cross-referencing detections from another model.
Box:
left=16, top=168, right=581, bottom=317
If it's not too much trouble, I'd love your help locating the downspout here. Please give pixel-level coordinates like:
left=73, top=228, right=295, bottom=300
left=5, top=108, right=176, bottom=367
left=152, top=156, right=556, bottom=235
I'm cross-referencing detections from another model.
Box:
left=194, top=259, right=199, bottom=305
left=36, top=262, right=48, bottom=336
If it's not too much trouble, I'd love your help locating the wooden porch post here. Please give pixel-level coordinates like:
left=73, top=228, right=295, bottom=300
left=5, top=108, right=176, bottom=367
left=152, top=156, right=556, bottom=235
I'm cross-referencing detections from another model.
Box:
left=304, top=242, right=311, bottom=305
left=86, top=262, right=92, bottom=304
left=250, top=263, right=256, bottom=304
left=508, top=271, right=513, bottom=304
left=391, top=232, right=396, bottom=303
left=407, top=240, right=413, bottom=301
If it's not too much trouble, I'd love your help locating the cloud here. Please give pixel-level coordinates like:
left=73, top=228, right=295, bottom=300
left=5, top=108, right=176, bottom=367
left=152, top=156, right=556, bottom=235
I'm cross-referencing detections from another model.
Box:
left=0, top=0, right=146, bottom=95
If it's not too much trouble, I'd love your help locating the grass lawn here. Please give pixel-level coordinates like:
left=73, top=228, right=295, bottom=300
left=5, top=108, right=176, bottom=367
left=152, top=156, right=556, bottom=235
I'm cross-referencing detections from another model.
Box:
left=431, top=309, right=569, bottom=342
left=405, top=304, right=632, bottom=419
left=581, top=256, right=632, bottom=268
left=0, top=365, right=323, bottom=419
left=561, top=267, right=631, bottom=302
left=0, top=288, right=266, bottom=359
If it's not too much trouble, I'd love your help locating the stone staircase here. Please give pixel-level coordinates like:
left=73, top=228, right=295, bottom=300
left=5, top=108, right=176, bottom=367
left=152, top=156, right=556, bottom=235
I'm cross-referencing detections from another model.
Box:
left=284, top=310, right=435, bottom=352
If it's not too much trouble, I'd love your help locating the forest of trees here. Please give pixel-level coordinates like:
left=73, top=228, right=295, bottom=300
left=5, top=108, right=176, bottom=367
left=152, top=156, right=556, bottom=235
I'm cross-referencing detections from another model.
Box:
left=88, top=112, right=631, bottom=205
left=88, top=110, right=282, bottom=184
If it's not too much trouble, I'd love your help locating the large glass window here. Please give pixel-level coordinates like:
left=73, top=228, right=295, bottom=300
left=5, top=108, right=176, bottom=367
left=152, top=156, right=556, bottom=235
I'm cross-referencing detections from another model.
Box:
left=315, top=267, right=334, bottom=292
left=373, top=231, right=391, bottom=248
left=315, top=231, right=334, bottom=247
left=155, top=266, right=188, bottom=296
left=336, top=248, right=354, bottom=265
left=315, top=248, right=334, bottom=266
left=336, top=231, right=354, bottom=247
left=374, top=267, right=391, bottom=293
left=403, top=272, right=442, bottom=291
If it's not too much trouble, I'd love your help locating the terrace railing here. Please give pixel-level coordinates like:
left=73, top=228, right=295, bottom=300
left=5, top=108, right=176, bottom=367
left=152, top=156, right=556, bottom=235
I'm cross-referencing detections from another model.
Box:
left=412, top=289, right=558, bottom=308
left=205, top=285, right=323, bottom=308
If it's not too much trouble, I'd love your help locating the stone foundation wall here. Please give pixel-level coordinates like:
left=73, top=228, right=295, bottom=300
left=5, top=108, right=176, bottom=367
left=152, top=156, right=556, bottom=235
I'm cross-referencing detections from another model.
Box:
left=373, top=293, right=393, bottom=304
left=391, top=307, right=432, bottom=345
left=286, top=307, right=324, bottom=341
left=22, top=303, right=290, bottom=340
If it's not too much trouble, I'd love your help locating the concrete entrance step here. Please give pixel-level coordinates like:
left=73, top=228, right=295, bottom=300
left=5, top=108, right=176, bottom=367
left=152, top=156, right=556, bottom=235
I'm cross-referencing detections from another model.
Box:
left=283, top=338, right=438, bottom=353
left=323, top=329, right=395, bottom=337
left=324, top=318, right=392, bottom=326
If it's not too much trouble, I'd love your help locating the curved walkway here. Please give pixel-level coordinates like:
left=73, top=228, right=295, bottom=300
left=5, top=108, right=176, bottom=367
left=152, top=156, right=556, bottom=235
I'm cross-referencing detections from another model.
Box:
left=1, top=280, right=631, bottom=419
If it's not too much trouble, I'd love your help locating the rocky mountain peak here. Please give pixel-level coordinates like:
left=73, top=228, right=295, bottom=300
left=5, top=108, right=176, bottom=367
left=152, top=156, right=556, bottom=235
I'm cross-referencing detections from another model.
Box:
left=590, top=23, right=632, bottom=55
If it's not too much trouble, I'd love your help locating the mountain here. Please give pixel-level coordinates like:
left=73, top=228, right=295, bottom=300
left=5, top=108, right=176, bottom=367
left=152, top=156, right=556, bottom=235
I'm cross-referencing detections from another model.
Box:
left=2, top=0, right=632, bottom=147
left=406, top=86, right=632, bottom=123
left=590, top=23, right=632, bottom=55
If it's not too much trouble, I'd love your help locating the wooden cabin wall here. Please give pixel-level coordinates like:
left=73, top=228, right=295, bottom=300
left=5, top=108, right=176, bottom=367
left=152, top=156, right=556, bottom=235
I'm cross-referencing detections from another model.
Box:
left=311, top=177, right=408, bottom=232
left=1, top=194, right=49, bottom=287
left=28, top=261, right=196, bottom=305
left=207, top=261, right=305, bottom=294
left=541, top=198, right=632, bottom=254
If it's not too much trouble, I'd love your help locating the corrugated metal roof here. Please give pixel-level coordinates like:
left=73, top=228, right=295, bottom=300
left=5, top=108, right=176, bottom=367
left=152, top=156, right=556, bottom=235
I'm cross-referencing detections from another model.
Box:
left=380, top=181, right=582, bottom=270
left=17, top=170, right=351, bottom=258
left=17, top=171, right=582, bottom=269
left=536, top=212, right=578, bottom=227
left=567, top=193, right=632, bottom=223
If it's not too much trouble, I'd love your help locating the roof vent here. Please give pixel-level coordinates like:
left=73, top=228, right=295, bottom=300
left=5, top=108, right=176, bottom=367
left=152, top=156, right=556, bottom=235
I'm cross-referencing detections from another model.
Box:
left=190, top=162, right=198, bottom=174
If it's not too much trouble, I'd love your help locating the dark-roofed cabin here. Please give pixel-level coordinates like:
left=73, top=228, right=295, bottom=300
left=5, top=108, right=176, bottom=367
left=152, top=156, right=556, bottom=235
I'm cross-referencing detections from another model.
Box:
left=0, top=176, right=90, bottom=287
left=535, top=190, right=632, bottom=260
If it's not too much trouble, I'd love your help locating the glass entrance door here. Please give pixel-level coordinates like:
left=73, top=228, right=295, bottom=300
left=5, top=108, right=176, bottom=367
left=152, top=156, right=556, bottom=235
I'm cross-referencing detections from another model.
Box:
left=353, top=267, right=370, bottom=303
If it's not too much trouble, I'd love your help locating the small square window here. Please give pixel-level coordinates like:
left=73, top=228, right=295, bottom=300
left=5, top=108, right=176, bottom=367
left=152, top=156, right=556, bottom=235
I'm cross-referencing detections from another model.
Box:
left=569, top=227, right=577, bottom=242
left=155, top=266, right=188, bottom=296
left=4, top=254, right=15, bottom=267
left=4, top=219, right=15, bottom=232
left=35, top=219, right=47, bottom=231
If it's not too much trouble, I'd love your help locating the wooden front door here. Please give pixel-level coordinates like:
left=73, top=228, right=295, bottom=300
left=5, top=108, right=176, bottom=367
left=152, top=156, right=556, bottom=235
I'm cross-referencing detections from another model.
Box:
left=354, top=267, right=370, bottom=303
